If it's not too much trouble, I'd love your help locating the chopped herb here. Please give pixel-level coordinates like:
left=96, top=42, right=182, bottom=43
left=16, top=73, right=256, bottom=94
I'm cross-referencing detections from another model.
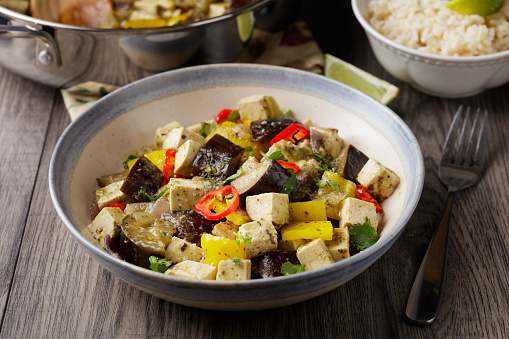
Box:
left=233, top=233, right=251, bottom=247
left=138, top=187, right=169, bottom=201
left=201, top=171, right=216, bottom=190
left=281, top=261, right=305, bottom=275
left=260, top=150, right=288, bottom=162
left=282, top=107, right=293, bottom=117
left=200, top=122, right=211, bottom=138
left=232, top=257, right=241, bottom=265
left=244, top=146, right=256, bottom=157
left=99, top=87, right=110, bottom=96
left=223, top=194, right=234, bottom=200
left=281, top=172, right=298, bottom=195
left=163, top=231, right=168, bottom=236
left=122, top=155, right=138, bottom=169
left=349, top=217, right=379, bottom=251
left=220, top=167, right=243, bottom=186
left=75, top=98, right=90, bottom=104
left=315, top=179, right=341, bottom=192
left=297, top=151, right=336, bottom=175
left=149, top=256, right=173, bottom=273
left=227, top=110, right=240, bottom=121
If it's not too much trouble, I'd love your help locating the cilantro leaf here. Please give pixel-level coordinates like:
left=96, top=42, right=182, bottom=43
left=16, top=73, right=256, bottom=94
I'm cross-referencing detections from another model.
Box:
left=349, top=217, right=379, bottom=250
left=138, top=187, right=169, bottom=201
left=281, top=172, right=297, bottom=195
left=220, top=167, right=243, bottom=186
left=233, top=232, right=251, bottom=247
left=281, top=261, right=305, bottom=275
left=232, top=257, right=241, bottom=265
left=149, top=256, right=173, bottom=273
left=99, top=87, right=110, bottom=96
left=315, top=179, right=341, bottom=192
left=201, top=171, right=216, bottom=190
left=260, top=150, right=288, bottom=162
left=75, top=98, right=90, bottom=104
left=244, top=146, right=256, bottom=157
left=122, top=155, right=138, bottom=169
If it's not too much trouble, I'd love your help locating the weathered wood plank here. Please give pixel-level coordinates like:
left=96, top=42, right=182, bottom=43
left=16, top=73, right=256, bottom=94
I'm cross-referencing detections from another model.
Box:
left=0, top=68, right=56, bottom=325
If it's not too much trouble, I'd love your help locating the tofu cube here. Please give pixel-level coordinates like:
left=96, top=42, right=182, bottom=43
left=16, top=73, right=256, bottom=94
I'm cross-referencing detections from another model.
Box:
left=216, top=259, right=251, bottom=281
left=296, top=238, right=335, bottom=271
left=165, top=261, right=217, bottom=280
left=174, top=139, right=202, bottom=177
left=169, top=178, right=205, bottom=211
left=357, top=159, right=400, bottom=201
left=208, top=2, right=228, bottom=17
left=325, top=227, right=350, bottom=262
left=154, top=121, right=181, bottom=148
left=238, top=221, right=278, bottom=259
left=165, top=237, right=204, bottom=263
left=237, top=95, right=282, bottom=121
left=212, top=221, right=240, bottom=240
left=245, top=193, right=289, bottom=226
left=95, top=180, right=129, bottom=210
left=278, top=239, right=308, bottom=252
left=339, top=197, right=378, bottom=231
left=162, top=127, right=204, bottom=150
left=88, top=207, right=126, bottom=247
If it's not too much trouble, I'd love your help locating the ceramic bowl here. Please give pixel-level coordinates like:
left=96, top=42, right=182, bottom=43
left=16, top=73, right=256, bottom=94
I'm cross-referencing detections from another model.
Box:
left=49, top=64, right=424, bottom=310
left=352, top=0, right=509, bottom=98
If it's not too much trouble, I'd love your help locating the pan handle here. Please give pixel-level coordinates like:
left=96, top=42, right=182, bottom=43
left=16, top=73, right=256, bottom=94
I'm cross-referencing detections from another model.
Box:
left=0, top=24, right=61, bottom=67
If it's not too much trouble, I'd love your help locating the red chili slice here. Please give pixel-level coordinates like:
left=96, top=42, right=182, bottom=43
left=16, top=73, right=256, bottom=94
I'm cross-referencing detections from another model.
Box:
left=356, top=185, right=382, bottom=213
left=108, top=203, right=124, bottom=212
left=269, top=123, right=309, bottom=146
left=195, top=185, right=240, bottom=221
left=162, top=149, right=176, bottom=183
left=277, top=160, right=300, bottom=173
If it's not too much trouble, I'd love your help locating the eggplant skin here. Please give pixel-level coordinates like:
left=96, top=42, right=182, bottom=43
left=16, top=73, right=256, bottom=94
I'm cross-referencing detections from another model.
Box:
left=251, top=251, right=300, bottom=279
left=334, top=145, right=369, bottom=181
left=121, top=156, right=165, bottom=202
left=161, top=211, right=216, bottom=246
left=191, top=134, right=244, bottom=181
left=250, top=117, right=298, bottom=143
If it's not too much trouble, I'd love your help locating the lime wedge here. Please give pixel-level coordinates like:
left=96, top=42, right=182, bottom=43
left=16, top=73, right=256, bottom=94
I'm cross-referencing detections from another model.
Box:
left=236, top=11, right=255, bottom=43
left=446, top=0, right=503, bottom=16
left=324, top=53, right=399, bottom=105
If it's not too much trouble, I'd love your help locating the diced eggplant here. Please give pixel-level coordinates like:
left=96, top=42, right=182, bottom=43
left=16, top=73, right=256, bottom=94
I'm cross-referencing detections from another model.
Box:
left=231, top=158, right=291, bottom=200
left=119, top=212, right=176, bottom=268
left=104, top=234, right=122, bottom=259
left=96, top=170, right=129, bottom=188
left=309, top=127, right=343, bottom=161
left=121, top=156, right=165, bottom=202
left=161, top=211, right=216, bottom=246
left=229, top=0, right=256, bottom=11
left=251, top=251, right=300, bottom=279
left=191, top=134, right=244, bottom=181
left=333, top=145, right=369, bottom=181
left=250, top=117, right=298, bottom=143
left=289, top=164, right=322, bottom=202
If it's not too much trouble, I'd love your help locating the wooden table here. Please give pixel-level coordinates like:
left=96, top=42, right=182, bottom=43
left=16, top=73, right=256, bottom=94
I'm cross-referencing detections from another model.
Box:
left=1, top=1, right=508, bottom=337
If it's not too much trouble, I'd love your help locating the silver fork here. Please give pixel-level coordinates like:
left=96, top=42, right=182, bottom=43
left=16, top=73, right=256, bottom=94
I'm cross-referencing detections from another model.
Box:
left=405, top=106, right=488, bottom=325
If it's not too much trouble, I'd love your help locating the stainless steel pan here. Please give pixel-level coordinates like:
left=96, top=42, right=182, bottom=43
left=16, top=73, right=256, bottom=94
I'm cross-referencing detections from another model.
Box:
left=0, top=0, right=297, bottom=87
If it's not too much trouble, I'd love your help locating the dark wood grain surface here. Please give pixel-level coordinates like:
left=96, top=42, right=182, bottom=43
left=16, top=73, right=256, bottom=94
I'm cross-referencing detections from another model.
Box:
left=1, top=1, right=509, bottom=337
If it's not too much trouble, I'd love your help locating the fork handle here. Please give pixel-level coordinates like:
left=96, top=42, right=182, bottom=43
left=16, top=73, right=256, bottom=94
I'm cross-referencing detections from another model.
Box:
left=405, top=191, right=456, bottom=325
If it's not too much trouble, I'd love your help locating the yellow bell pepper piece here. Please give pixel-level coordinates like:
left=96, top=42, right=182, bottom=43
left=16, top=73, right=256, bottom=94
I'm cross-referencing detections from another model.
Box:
left=127, top=149, right=168, bottom=171
left=281, top=221, right=334, bottom=241
left=317, top=171, right=357, bottom=219
left=322, top=171, right=357, bottom=196
left=124, top=18, right=167, bottom=29
left=289, top=200, right=327, bottom=222
left=201, top=233, right=246, bottom=266
left=212, top=200, right=252, bottom=226
left=168, top=13, right=189, bottom=26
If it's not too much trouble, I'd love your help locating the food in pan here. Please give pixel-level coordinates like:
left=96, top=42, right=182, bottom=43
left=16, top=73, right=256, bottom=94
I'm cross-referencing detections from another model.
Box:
left=87, top=95, right=401, bottom=280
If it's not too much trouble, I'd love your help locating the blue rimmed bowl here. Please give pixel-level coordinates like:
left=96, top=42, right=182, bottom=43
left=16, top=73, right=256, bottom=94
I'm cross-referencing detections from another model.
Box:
left=49, top=64, right=424, bottom=310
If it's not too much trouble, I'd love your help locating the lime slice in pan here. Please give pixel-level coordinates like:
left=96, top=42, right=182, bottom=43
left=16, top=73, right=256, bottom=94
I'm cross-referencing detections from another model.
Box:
left=237, top=11, right=255, bottom=43
left=324, top=53, right=399, bottom=105
left=446, top=0, right=503, bottom=17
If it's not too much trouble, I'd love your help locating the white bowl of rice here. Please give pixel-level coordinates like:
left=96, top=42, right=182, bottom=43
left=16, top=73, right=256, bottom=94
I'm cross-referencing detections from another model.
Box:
left=352, top=0, right=509, bottom=98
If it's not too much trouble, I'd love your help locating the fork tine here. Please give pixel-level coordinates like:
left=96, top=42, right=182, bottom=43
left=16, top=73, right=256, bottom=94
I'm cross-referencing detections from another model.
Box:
left=463, top=108, right=481, bottom=166
left=473, top=109, right=488, bottom=168
left=441, top=106, right=467, bottom=163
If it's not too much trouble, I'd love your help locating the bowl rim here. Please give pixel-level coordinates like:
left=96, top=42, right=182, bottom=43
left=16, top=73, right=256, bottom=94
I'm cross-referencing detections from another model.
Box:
left=351, top=0, right=509, bottom=62
left=49, top=63, right=424, bottom=292
left=0, top=0, right=271, bottom=32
